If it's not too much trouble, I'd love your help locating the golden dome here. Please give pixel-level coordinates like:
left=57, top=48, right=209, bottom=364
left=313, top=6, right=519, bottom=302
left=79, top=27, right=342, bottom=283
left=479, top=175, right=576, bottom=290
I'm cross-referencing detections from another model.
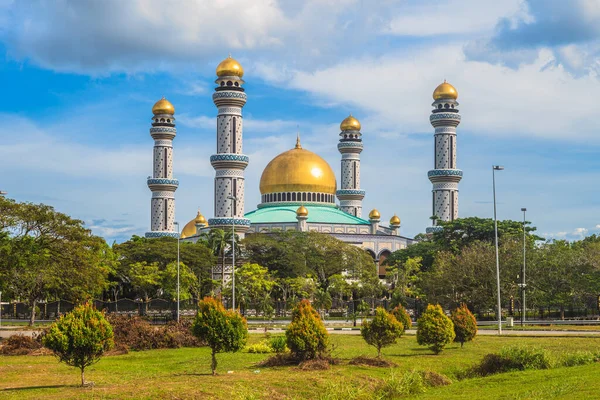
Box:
left=296, top=205, right=309, bottom=217
left=180, top=219, right=197, bottom=239
left=390, top=214, right=401, bottom=226
left=340, top=114, right=361, bottom=131
left=433, top=80, right=458, bottom=100
left=152, top=97, right=175, bottom=115
left=216, top=55, right=244, bottom=78
left=369, top=209, right=381, bottom=220
left=259, top=137, right=337, bottom=195
left=194, top=211, right=207, bottom=225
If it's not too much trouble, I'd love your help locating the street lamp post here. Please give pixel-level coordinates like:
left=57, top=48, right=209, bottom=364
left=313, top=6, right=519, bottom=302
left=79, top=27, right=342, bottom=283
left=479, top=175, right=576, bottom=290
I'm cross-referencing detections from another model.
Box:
left=227, top=195, right=237, bottom=311
left=493, top=165, right=504, bottom=334
left=521, top=208, right=527, bottom=326
left=0, top=291, right=2, bottom=328
left=174, top=222, right=180, bottom=323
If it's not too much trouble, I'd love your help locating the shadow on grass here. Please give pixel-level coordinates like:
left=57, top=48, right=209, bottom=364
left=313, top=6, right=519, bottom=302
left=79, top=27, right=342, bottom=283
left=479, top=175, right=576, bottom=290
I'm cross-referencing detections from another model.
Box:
left=3, top=384, right=74, bottom=391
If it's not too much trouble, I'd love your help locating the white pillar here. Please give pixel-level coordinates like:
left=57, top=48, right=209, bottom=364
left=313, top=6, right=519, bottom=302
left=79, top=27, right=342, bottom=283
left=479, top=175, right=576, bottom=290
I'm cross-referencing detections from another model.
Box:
left=146, top=98, right=178, bottom=238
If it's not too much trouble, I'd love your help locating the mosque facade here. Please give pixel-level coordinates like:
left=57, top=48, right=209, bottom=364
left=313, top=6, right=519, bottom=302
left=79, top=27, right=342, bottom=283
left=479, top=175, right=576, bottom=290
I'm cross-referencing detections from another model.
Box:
left=145, top=56, right=462, bottom=277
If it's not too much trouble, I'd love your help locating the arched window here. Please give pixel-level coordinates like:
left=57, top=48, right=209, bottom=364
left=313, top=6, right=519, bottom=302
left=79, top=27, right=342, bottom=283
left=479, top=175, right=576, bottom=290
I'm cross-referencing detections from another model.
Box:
left=292, top=193, right=296, bottom=201
left=227, top=81, right=233, bottom=86
left=220, top=81, right=225, bottom=87
left=234, top=82, right=239, bottom=87
left=302, top=192, right=307, bottom=201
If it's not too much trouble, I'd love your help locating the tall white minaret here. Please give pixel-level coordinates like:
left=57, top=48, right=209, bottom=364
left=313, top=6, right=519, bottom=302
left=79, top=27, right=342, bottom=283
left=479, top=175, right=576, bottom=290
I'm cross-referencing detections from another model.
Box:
left=427, top=81, right=462, bottom=233
left=208, top=55, right=250, bottom=233
left=336, top=115, right=365, bottom=217
left=145, top=98, right=179, bottom=238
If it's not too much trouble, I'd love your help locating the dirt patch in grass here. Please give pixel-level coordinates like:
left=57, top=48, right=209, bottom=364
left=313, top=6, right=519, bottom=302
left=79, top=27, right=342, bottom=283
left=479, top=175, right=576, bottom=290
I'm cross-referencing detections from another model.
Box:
left=349, top=355, right=398, bottom=367
left=421, top=370, right=452, bottom=387
left=298, top=359, right=331, bottom=370
left=256, top=353, right=297, bottom=367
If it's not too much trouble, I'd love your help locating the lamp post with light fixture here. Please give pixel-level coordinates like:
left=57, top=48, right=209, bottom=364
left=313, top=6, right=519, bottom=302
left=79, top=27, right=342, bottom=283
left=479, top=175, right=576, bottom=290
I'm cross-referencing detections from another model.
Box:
left=493, top=165, right=504, bottom=334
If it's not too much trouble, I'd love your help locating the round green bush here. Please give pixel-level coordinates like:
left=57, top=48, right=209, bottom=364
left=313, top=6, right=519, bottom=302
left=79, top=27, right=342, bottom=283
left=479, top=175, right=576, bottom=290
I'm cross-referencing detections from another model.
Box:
left=192, top=297, right=248, bottom=375
left=416, top=304, right=455, bottom=354
left=43, top=302, right=114, bottom=386
left=361, top=307, right=404, bottom=357
left=391, top=304, right=412, bottom=333
left=450, top=303, right=477, bottom=347
left=285, top=299, right=329, bottom=360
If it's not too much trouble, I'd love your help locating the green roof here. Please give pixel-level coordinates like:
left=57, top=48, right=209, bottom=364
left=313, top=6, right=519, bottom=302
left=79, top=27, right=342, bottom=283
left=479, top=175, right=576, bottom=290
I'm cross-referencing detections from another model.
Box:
left=245, top=204, right=370, bottom=225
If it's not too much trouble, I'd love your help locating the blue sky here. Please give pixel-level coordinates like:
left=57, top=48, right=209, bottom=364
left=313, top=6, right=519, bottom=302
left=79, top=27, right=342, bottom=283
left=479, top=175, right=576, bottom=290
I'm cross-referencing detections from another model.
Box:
left=1, top=0, right=599, bottom=243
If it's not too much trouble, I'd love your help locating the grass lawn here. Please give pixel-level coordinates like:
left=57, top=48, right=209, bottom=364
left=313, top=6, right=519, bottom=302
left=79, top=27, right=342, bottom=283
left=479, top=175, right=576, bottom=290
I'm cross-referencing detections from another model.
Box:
left=1, top=334, right=600, bottom=399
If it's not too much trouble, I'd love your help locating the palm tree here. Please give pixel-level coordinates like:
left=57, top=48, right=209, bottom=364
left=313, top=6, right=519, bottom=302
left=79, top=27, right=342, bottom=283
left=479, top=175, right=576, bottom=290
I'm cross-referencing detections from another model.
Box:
left=205, top=229, right=241, bottom=297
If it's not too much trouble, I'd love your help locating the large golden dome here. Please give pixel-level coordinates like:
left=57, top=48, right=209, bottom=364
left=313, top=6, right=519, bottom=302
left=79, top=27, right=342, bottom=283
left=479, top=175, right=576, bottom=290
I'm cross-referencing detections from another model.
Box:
left=260, top=138, right=337, bottom=195
left=433, top=80, right=458, bottom=100
left=152, top=98, right=175, bottom=115
left=216, top=55, right=244, bottom=78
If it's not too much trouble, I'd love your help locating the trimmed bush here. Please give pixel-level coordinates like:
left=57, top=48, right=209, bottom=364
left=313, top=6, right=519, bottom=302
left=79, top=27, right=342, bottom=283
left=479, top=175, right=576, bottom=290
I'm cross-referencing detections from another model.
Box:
left=416, top=304, right=455, bottom=354
left=361, top=307, right=404, bottom=357
left=285, top=299, right=329, bottom=361
left=269, top=335, right=288, bottom=353
left=43, top=302, right=114, bottom=386
left=246, top=341, right=273, bottom=354
left=390, top=304, right=412, bottom=333
left=450, top=303, right=477, bottom=347
left=192, top=297, right=248, bottom=375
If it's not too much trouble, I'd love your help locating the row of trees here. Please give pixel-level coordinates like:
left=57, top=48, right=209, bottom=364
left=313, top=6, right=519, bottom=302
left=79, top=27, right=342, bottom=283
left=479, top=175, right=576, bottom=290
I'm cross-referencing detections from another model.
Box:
left=4, top=195, right=600, bottom=324
left=385, top=218, right=600, bottom=319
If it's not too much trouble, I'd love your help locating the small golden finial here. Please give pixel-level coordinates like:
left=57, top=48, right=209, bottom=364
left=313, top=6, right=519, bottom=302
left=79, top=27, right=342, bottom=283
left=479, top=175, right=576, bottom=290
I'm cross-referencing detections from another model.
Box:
left=295, top=129, right=302, bottom=149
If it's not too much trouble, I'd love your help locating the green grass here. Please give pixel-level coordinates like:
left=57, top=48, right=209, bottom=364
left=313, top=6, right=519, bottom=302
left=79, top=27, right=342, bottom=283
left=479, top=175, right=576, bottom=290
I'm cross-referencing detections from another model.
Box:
left=1, top=334, right=600, bottom=399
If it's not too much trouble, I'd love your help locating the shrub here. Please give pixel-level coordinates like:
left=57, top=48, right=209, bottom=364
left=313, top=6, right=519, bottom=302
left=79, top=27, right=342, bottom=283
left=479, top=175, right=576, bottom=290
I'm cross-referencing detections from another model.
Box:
left=192, top=297, right=248, bottom=375
left=360, top=307, right=404, bottom=357
left=560, top=351, right=600, bottom=367
left=246, top=341, right=272, bottom=354
left=285, top=299, right=329, bottom=361
left=377, top=370, right=427, bottom=397
left=416, top=304, right=455, bottom=354
left=450, top=303, right=477, bottom=347
left=43, top=302, right=114, bottom=386
left=269, top=335, right=288, bottom=353
left=0, top=335, right=42, bottom=356
left=390, top=304, right=412, bottom=333
left=471, top=345, right=553, bottom=377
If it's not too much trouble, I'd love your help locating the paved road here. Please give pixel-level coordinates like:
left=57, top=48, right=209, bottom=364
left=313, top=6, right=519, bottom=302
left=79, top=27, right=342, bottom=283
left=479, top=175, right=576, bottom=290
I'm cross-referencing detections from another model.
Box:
left=4, top=326, right=600, bottom=339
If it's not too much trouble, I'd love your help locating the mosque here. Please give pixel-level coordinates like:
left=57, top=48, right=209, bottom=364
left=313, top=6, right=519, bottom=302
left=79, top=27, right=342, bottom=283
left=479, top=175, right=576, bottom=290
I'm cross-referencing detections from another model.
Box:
left=144, top=56, right=462, bottom=277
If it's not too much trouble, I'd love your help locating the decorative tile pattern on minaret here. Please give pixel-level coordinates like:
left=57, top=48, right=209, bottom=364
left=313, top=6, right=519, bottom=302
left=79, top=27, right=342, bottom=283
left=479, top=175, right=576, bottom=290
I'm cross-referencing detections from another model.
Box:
left=146, top=98, right=179, bottom=238
left=336, top=114, right=365, bottom=217
left=427, top=81, right=462, bottom=233
left=208, top=55, right=251, bottom=232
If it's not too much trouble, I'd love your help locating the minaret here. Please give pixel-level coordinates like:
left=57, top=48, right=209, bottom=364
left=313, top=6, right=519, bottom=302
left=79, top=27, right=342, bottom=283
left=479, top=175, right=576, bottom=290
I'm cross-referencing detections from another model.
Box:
left=145, top=98, right=179, bottom=238
left=426, top=81, right=462, bottom=233
left=336, top=114, right=365, bottom=217
left=208, top=55, right=250, bottom=233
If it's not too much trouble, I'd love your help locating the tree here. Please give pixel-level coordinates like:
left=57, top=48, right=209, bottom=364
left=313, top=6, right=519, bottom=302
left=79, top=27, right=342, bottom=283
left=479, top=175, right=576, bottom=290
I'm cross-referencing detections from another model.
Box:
left=161, top=261, right=198, bottom=302
left=416, top=304, right=455, bottom=354
left=43, top=303, right=114, bottom=386
left=361, top=307, right=404, bottom=358
left=450, top=303, right=477, bottom=347
left=313, top=289, right=332, bottom=319
left=229, top=263, right=275, bottom=314
left=0, top=197, right=113, bottom=325
left=286, top=299, right=329, bottom=360
left=192, top=297, right=248, bottom=375
left=114, top=236, right=214, bottom=301
left=391, top=304, right=412, bottom=333
left=126, top=262, right=161, bottom=311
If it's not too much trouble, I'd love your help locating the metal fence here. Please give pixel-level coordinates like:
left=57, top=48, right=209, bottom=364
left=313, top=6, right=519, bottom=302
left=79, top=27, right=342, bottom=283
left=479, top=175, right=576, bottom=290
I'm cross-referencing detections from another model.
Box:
left=2, top=296, right=598, bottom=322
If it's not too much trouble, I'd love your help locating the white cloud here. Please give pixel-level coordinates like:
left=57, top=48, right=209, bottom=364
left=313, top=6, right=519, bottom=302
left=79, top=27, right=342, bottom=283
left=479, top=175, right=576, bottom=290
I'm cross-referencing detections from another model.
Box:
left=283, top=45, right=599, bottom=140
left=385, top=0, right=523, bottom=36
